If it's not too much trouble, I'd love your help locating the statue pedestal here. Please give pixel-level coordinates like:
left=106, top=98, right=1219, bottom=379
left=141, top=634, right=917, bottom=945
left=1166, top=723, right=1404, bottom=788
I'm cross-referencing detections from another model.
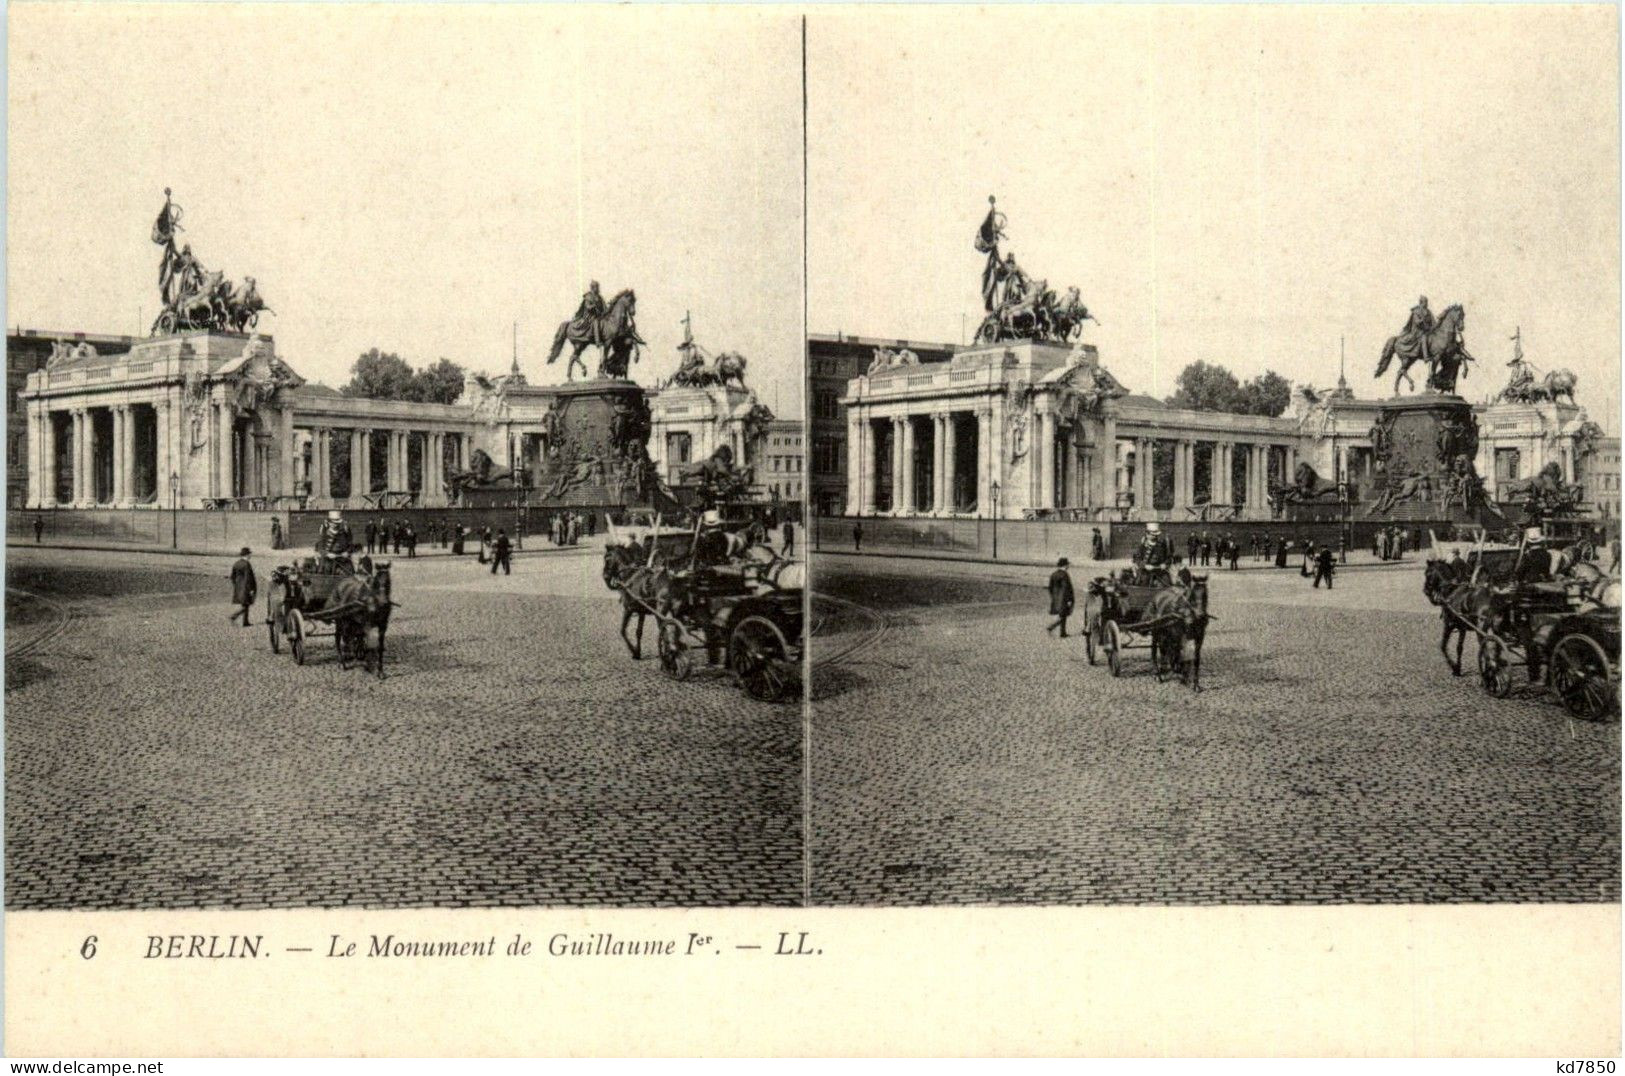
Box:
left=526, top=379, right=652, bottom=507
left=1359, top=393, right=1503, bottom=525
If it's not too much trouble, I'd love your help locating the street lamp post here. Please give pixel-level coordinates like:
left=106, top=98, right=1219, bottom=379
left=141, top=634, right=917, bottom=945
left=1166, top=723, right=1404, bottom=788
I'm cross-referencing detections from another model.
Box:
left=990, top=479, right=1001, bottom=560
left=169, top=471, right=179, bottom=549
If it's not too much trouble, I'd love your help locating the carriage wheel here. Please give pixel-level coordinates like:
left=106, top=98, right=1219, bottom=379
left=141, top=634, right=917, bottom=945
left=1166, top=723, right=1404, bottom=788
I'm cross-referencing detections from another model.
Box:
left=657, top=622, right=693, bottom=682
left=289, top=609, right=307, bottom=666
left=1477, top=637, right=1512, bottom=699
left=729, top=615, right=794, bottom=703
left=1549, top=634, right=1615, bottom=721
left=1106, top=621, right=1122, bottom=678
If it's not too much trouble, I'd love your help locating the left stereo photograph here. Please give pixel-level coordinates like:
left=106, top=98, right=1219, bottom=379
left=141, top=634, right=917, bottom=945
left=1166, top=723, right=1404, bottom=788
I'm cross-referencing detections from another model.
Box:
left=5, top=6, right=808, bottom=910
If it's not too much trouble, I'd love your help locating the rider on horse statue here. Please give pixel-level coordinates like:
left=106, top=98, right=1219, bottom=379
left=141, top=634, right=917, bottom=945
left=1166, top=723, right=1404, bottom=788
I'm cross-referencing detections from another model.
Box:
left=572, top=281, right=608, bottom=347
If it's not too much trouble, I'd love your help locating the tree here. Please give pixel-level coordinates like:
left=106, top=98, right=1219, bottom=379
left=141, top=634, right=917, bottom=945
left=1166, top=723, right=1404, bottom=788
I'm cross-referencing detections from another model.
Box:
left=342, top=349, right=414, bottom=400
left=341, top=350, right=467, bottom=406
left=1236, top=371, right=1291, bottom=417
left=408, top=358, right=466, bottom=405
left=1165, top=361, right=1292, bottom=417
left=1166, top=361, right=1243, bottom=412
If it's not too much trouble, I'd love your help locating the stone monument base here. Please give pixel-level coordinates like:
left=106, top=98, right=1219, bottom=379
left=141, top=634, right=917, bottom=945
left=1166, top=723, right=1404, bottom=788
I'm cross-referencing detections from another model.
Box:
left=526, top=378, right=653, bottom=507
left=1357, top=394, right=1504, bottom=526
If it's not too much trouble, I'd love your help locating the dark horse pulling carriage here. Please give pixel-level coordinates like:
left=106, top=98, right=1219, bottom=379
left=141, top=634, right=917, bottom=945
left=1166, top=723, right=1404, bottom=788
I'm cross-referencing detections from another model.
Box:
left=1427, top=544, right=1620, bottom=721
left=266, top=555, right=395, bottom=679
left=603, top=512, right=803, bottom=703
left=1081, top=569, right=1212, bottom=691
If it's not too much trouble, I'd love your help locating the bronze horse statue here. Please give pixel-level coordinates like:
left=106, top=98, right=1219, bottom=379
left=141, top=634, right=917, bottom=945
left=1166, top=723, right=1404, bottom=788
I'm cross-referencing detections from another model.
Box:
left=1375, top=303, right=1471, bottom=395
left=547, top=289, right=643, bottom=382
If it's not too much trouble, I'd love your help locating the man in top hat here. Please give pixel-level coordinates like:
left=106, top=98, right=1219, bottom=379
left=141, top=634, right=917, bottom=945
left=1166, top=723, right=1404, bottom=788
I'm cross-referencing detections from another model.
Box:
left=1090, top=527, right=1105, bottom=561
left=229, top=547, right=257, bottom=627
left=315, top=509, right=352, bottom=561
left=1514, top=526, right=1554, bottom=585
left=1139, top=521, right=1171, bottom=573
left=1046, top=557, right=1075, bottom=637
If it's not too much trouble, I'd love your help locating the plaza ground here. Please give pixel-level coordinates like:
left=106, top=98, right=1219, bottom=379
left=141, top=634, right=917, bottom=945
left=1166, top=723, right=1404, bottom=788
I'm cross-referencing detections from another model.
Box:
left=810, top=553, right=1621, bottom=904
left=6, top=542, right=801, bottom=908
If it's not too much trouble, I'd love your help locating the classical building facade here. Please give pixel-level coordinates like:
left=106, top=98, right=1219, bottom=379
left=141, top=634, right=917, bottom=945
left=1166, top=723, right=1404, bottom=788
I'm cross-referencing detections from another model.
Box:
left=20, top=331, right=481, bottom=510
left=7, top=329, right=138, bottom=507
left=837, top=337, right=1612, bottom=523
left=808, top=333, right=956, bottom=516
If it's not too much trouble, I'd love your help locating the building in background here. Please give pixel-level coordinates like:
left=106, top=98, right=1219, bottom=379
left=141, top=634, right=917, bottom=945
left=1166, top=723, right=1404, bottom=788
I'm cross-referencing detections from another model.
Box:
left=1582, top=436, right=1621, bottom=519
left=762, top=418, right=804, bottom=505
left=7, top=329, right=138, bottom=507
left=807, top=333, right=955, bottom=517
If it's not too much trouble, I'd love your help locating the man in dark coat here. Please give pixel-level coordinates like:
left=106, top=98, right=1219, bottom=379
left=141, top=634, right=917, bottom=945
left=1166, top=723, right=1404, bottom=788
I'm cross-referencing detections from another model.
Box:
left=1312, top=544, right=1336, bottom=589
left=405, top=524, right=417, bottom=558
left=1091, top=527, right=1105, bottom=561
left=33, top=515, right=43, bottom=544
left=490, top=529, right=512, bottom=575
left=853, top=520, right=862, bottom=551
left=1227, top=536, right=1240, bottom=571
left=782, top=520, right=796, bottom=557
left=229, top=547, right=257, bottom=627
left=1274, top=536, right=1288, bottom=568
left=1046, top=557, right=1075, bottom=637
left=364, top=520, right=377, bottom=555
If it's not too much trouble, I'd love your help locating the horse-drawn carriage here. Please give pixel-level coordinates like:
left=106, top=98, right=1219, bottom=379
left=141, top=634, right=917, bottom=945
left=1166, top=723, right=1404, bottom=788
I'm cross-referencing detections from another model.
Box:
left=266, top=555, right=394, bottom=678
left=1081, top=570, right=1211, bottom=690
left=1429, top=544, right=1619, bottom=720
left=604, top=513, right=803, bottom=703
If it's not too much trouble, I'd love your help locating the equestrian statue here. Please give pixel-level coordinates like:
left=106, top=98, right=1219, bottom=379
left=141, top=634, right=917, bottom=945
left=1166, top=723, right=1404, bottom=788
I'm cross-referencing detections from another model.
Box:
left=1374, top=297, right=1475, bottom=395
left=546, top=282, right=644, bottom=382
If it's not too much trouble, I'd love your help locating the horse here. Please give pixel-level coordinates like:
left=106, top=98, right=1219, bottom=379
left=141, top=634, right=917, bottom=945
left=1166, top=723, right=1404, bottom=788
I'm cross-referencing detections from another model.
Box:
left=1145, top=576, right=1211, bottom=691
left=1050, top=286, right=1094, bottom=341
left=602, top=539, right=673, bottom=660
left=713, top=351, right=748, bottom=388
left=547, top=289, right=641, bottom=382
left=1375, top=304, right=1468, bottom=395
left=229, top=285, right=272, bottom=333
left=1541, top=368, right=1578, bottom=405
left=331, top=562, right=394, bottom=679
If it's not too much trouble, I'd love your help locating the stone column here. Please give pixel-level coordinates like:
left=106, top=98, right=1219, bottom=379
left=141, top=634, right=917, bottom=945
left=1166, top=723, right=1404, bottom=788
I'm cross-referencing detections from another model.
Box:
left=25, top=405, right=41, bottom=508
left=974, top=410, right=990, bottom=516
left=929, top=414, right=944, bottom=515
left=360, top=430, right=375, bottom=500
left=69, top=411, right=81, bottom=505
left=109, top=407, right=122, bottom=505
left=942, top=412, right=959, bottom=515
left=857, top=416, right=875, bottom=514
left=899, top=416, right=916, bottom=514
left=1285, top=443, right=1298, bottom=485
left=45, top=410, right=60, bottom=507
left=1040, top=412, right=1058, bottom=511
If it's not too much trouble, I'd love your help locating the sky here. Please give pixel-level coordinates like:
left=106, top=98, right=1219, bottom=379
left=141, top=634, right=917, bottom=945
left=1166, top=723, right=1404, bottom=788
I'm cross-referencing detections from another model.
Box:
left=809, top=6, right=1620, bottom=432
left=8, top=5, right=805, bottom=414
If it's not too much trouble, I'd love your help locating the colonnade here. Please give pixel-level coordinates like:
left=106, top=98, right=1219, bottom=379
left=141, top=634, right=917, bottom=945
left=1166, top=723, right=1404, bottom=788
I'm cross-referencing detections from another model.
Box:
left=27, top=400, right=171, bottom=508
left=302, top=426, right=467, bottom=507
left=1123, top=436, right=1296, bottom=515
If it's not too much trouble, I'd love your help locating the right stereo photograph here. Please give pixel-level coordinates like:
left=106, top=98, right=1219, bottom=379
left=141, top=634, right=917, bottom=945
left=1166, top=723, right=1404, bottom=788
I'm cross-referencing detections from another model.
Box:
left=805, top=6, right=1621, bottom=906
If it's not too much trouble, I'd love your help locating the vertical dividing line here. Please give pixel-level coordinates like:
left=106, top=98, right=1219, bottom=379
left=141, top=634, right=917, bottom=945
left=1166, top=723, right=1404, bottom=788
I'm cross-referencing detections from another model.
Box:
left=800, top=13, right=813, bottom=909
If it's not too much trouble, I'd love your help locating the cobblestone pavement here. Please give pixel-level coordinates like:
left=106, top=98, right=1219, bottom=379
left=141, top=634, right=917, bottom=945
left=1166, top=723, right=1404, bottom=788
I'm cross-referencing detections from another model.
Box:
left=810, top=553, right=1621, bottom=905
left=6, top=545, right=801, bottom=908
